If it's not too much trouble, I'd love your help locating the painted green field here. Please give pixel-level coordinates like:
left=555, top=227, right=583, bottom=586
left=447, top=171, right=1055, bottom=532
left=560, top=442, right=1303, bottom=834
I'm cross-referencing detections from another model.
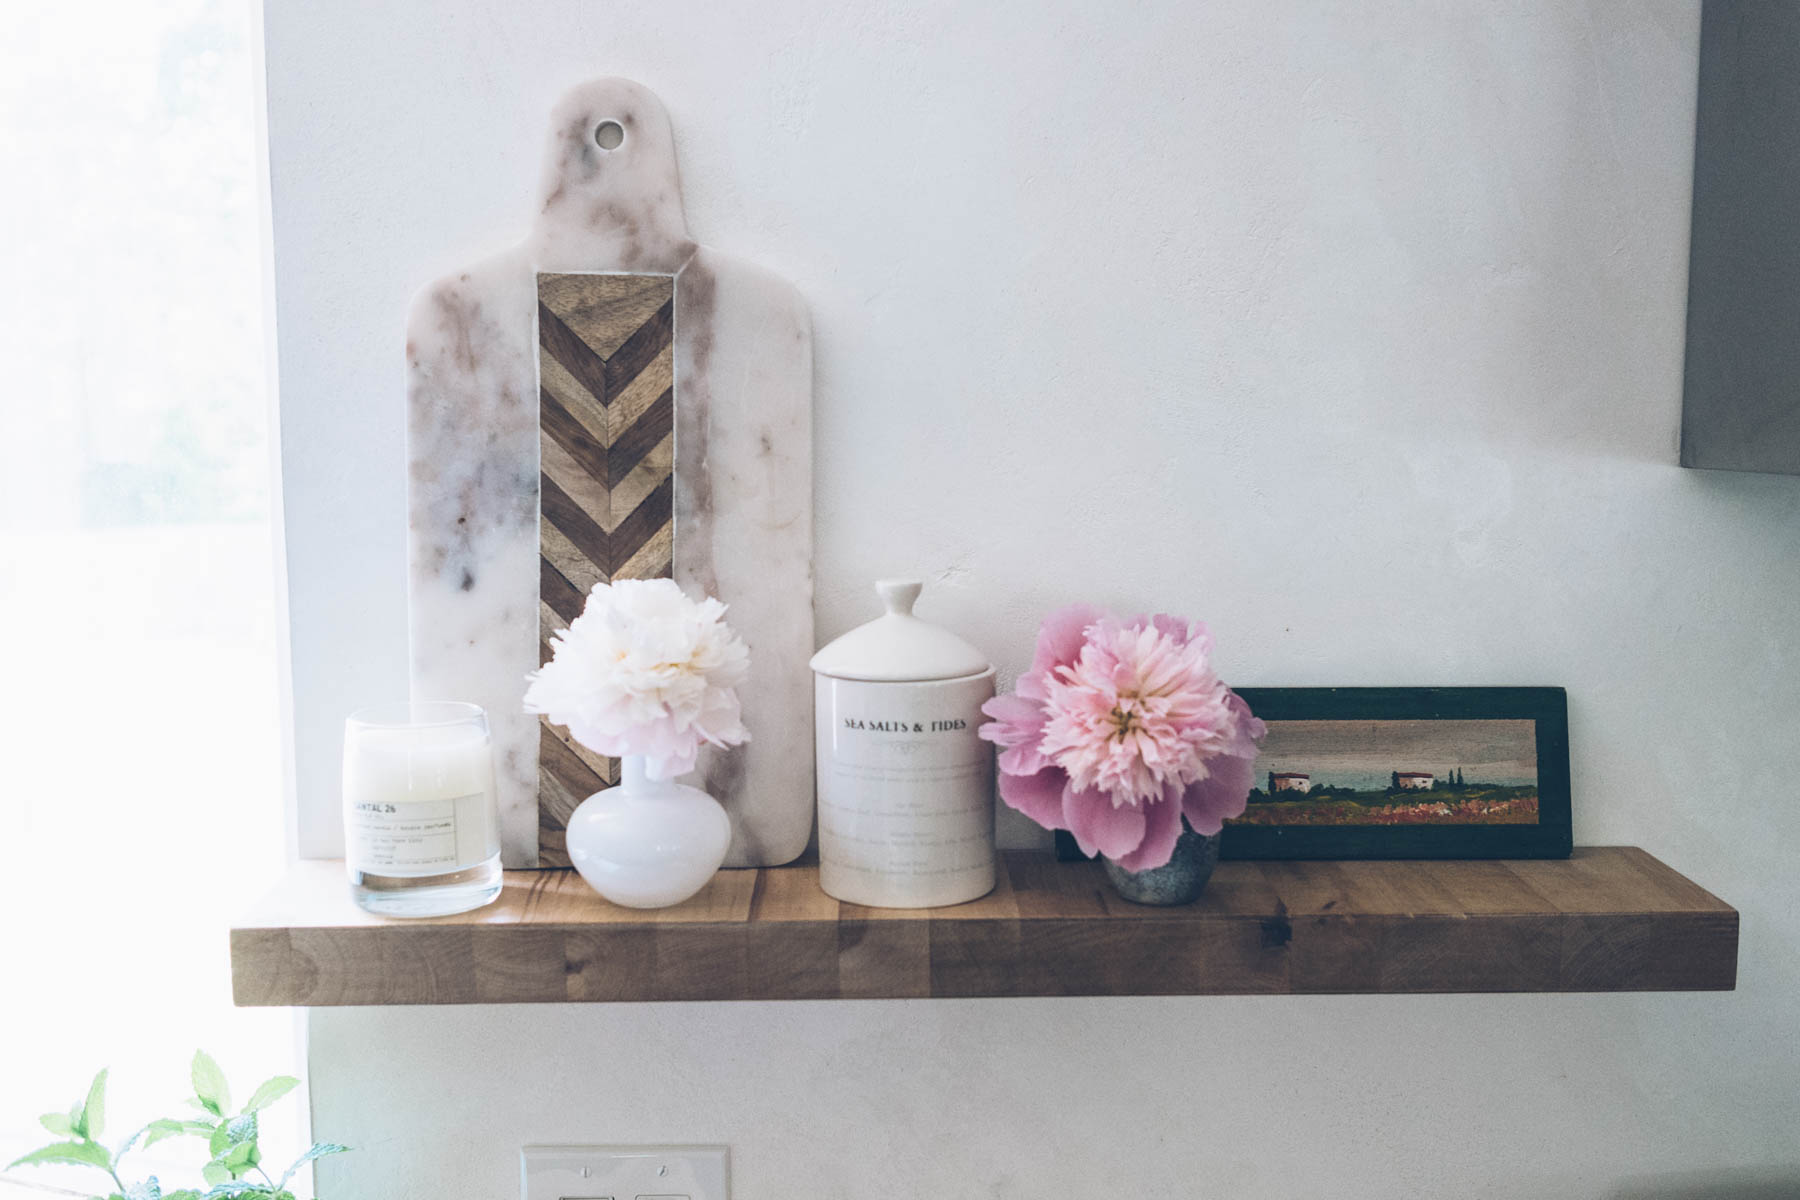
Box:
left=1231, top=785, right=1539, bottom=827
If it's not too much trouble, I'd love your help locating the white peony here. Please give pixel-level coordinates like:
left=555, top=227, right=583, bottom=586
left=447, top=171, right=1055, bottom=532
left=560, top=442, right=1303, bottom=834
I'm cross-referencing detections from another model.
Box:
left=524, top=578, right=750, bottom=781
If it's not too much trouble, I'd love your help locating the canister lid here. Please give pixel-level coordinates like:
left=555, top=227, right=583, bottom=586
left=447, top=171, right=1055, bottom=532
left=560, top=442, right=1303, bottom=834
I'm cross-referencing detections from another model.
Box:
left=809, top=579, right=991, bottom=682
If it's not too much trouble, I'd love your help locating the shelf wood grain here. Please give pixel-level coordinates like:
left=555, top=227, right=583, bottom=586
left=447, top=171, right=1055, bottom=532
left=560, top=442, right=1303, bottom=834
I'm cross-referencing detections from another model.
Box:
left=229, top=848, right=1737, bottom=1006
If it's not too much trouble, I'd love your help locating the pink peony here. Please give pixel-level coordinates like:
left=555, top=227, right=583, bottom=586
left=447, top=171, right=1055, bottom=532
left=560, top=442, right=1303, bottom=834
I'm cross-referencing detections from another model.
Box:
left=979, top=606, right=1264, bottom=872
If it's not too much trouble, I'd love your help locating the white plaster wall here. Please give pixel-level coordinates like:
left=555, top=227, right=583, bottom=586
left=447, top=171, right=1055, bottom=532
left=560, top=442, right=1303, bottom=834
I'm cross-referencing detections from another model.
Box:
left=265, top=1, right=1800, bottom=1196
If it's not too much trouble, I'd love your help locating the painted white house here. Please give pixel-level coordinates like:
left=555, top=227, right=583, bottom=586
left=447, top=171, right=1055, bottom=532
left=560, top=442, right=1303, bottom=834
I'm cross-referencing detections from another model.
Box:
left=1271, top=772, right=1312, bottom=793
left=1396, top=772, right=1435, bottom=791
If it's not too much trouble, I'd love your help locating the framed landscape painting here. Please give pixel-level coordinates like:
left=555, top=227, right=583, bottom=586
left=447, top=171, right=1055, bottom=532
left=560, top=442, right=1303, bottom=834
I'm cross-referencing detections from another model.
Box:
left=1053, top=687, right=1571, bottom=862
left=1221, top=687, right=1572, bottom=860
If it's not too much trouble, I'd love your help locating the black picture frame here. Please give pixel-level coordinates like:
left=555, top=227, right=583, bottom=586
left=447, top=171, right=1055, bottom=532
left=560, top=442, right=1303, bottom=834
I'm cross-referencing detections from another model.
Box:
left=1054, top=687, right=1572, bottom=861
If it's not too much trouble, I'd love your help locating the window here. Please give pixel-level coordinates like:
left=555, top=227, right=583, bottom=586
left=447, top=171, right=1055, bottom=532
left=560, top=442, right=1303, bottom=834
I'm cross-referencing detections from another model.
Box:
left=0, top=0, right=300, bottom=1193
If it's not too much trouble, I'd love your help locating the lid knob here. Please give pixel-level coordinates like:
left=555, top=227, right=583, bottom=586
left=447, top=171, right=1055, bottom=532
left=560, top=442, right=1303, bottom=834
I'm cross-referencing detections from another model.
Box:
left=875, top=578, right=923, bottom=617
left=808, top=577, right=989, bottom=681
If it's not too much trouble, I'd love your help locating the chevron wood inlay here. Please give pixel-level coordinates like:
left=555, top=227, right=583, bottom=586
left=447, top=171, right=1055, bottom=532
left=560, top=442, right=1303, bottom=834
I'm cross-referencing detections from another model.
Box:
left=536, top=272, right=677, bottom=865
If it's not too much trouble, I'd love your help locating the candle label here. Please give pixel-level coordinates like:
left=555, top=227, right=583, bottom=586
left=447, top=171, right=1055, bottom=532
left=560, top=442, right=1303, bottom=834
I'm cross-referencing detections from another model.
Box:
left=815, top=672, right=997, bottom=908
left=348, top=795, right=471, bottom=875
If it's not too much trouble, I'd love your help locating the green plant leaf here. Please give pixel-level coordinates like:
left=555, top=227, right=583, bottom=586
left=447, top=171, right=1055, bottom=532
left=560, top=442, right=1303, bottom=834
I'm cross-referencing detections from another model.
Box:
left=71, top=1099, right=89, bottom=1139
left=163, top=1191, right=205, bottom=1200
left=126, top=1176, right=163, bottom=1200
left=207, top=1111, right=257, bottom=1164
left=9, top=1139, right=114, bottom=1172
left=190, top=1052, right=230, bottom=1117
left=84, top=1069, right=109, bottom=1138
left=240, top=1076, right=298, bottom=1115
left=38, top=1111, right=74, bottom=1136
left=224, top=1113, right=257, bottom=1145
left=141, top=1119, right=193, bottom=1149
left=274, top=1142, right=348, bottom=1190
left=221, top=1140, right=258, bottom=1174
left=201, top=1184, right=268, bottom=1199
left=201, top=1161, right=232, bottom=1187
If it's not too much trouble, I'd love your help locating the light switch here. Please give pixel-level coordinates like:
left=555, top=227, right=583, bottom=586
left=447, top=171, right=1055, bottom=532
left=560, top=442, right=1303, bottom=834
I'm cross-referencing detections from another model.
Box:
left=521, top=1146, right=726, bottom=1200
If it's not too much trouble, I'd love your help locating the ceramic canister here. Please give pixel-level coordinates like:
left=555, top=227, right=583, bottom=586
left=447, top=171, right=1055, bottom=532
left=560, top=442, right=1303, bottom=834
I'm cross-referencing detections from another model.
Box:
left=809, top=580, right=996, bottom=908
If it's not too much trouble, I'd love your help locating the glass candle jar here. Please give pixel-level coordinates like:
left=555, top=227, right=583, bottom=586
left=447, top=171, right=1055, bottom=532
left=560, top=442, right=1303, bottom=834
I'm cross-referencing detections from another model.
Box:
left=342, top=701, right=503, bottom=917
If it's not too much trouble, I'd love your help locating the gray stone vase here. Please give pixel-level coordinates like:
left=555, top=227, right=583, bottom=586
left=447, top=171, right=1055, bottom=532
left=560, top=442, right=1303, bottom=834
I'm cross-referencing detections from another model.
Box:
left=1102, top=820, right=1221, bottom=905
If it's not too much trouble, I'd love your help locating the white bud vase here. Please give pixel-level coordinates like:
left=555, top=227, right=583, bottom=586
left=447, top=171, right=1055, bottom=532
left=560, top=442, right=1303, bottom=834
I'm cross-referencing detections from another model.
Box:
left=565, top=755, right=732, bottom=909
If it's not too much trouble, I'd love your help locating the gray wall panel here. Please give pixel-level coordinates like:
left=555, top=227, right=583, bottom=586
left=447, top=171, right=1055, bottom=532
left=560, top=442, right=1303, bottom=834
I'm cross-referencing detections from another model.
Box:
left=1682, top=0, right=1800, bottom=474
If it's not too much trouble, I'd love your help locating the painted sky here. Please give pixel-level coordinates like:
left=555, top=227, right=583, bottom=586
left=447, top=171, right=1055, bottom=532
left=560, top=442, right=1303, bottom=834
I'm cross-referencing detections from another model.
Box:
left=1258, top=718, right=1538, bottom=789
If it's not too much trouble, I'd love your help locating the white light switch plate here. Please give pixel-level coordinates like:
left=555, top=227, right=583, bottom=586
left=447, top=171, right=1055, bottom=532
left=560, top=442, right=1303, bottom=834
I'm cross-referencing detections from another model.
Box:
left=521, top=1145, right=727, bottom=1200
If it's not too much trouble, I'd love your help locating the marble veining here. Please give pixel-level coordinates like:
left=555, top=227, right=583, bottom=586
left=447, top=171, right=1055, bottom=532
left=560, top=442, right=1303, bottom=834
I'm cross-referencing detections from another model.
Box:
left=408, top=78, right=813, bottom=867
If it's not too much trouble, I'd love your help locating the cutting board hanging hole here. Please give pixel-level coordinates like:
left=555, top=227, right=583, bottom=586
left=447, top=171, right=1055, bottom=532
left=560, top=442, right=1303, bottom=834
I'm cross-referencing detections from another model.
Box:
left=594, top=119, right=624, bottom=149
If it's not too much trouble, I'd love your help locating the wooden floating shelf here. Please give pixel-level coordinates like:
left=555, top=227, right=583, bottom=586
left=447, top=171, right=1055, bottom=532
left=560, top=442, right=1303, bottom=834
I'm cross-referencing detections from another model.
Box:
left=230, top=848, right=1737, bottom=1006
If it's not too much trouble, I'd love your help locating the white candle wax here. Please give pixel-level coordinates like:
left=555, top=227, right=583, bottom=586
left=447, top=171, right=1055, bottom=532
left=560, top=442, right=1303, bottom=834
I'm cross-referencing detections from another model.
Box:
left=342, top=722, right=500, bottom=878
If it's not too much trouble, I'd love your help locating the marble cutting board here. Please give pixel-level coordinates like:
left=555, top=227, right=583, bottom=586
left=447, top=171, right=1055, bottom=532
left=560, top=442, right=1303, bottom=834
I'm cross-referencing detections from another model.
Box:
left=406, top=78, right=813, bottom=869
